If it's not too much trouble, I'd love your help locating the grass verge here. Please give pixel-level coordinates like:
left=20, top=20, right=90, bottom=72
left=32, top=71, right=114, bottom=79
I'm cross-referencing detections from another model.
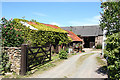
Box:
left=96, top=56, right=107, bottom=66
left=96, top=56, right=107, bottom=75
left=76, top=53, right=95, bottom=67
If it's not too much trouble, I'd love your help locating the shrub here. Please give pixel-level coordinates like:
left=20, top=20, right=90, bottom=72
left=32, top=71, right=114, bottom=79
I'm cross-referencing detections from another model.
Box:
left=100, top=1, right=120, bottom=79
left=0, top=49, right=11, bottom=75
left=1, top=18, right=24, bottom=47
left=65, top=48, right=69, bottom=53
left=82, top=50, right=85, bottom=52
left=96, top=44, right=102, bottom=49
left=59, top=49, right=68, bottom=59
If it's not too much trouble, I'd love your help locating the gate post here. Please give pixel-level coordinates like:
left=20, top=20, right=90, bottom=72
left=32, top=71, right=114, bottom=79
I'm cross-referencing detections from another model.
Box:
left=49, top=44, right=52, bottom=61
left=20, top=44, right=28, bottom=75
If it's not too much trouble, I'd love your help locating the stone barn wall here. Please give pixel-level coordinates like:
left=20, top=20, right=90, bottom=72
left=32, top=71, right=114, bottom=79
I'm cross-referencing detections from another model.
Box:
left=95, top=36, right=103, bottom=46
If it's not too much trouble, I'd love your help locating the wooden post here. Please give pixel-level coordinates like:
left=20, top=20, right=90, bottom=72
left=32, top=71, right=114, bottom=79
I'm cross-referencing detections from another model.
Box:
left=49, top=45, right=51, bottom=61
left=20, top=44, right=28, bottom=75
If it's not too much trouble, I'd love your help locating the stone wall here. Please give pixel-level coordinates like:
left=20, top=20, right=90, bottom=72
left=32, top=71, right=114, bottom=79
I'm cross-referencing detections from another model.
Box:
left=4, top=47, right=21, bottom=75
left=95, top=36, right=103, bottom=46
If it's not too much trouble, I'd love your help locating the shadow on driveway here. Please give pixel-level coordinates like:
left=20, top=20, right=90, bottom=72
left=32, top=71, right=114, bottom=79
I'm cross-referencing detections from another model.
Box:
left=96, top=66, right=107, bottom=76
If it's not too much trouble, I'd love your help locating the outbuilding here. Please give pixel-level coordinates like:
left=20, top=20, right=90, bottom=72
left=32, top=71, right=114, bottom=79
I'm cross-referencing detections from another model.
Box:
left=61, top=25, right=103, bottom=48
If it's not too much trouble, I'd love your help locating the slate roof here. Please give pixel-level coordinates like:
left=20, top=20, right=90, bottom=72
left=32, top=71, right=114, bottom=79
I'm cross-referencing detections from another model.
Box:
left=66, top=30, right=83, bottom=42
left=61, top=25, right=103, bottom=37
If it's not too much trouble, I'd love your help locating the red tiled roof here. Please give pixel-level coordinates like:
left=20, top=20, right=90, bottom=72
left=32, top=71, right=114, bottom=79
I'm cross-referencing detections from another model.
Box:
left=27, top=22, right=38, bottom=25
left=66, top=30, right=83, bottom=42
left=40, top=23, right=59, bottom=29
left=27, top=21, right=67, bottom=33
left=28, top=22, right=61, bottom=29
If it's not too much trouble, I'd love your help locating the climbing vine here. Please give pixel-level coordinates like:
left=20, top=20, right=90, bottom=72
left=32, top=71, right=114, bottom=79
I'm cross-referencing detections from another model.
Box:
left=12, top=18, right=71, bottom=47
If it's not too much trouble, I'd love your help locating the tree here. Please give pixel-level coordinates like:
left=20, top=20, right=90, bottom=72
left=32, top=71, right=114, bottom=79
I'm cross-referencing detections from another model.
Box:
left=30, top=19, right=36, bottom=22
left=100, top=1, right=120, bottom=79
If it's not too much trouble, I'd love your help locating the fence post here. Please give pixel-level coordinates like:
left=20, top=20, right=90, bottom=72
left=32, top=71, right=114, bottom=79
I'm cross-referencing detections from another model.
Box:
left=20, top=44, right=28, bottom=75
left=49, top=45, right=52, bottom=61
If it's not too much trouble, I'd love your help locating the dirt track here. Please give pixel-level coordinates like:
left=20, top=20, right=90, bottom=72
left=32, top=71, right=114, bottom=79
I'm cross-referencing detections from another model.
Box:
left=30, top=50, right=108, bottom=78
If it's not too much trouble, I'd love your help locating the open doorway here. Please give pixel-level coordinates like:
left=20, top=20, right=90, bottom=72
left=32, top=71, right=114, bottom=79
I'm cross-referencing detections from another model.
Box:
left=83, top=36, right=95, bottom=48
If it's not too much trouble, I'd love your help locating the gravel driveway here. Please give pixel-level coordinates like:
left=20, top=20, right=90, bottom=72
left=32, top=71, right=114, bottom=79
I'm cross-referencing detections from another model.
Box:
left=30, top=51, right=108, bottom=78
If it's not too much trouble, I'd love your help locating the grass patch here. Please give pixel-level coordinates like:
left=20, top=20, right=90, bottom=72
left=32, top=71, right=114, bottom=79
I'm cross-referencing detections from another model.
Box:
left=91, top=49, right=102, bottom=51
left=96, top=57, right=107, bottom=66
left=96, top=56, right=107, bottom=75
left=4, top=75, right=12, bottom=78
left=3, top=72, right=24, bottom=78
left=76, top=53, right=95, bottom=67
left=64, top=76, right=68, bottom=78
left=51, top=54, right=59, bottom=61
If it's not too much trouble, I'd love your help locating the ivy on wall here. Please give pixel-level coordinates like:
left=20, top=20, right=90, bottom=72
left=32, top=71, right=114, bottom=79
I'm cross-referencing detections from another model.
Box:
left=13, top=18, right=71, bottom=47
left=14, top=18, right=68, bottom=33
left=100, top=1, right=120, bottom=79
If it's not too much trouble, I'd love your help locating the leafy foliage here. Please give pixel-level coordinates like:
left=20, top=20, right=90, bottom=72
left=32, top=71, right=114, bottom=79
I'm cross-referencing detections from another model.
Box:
left=14, top=18, right=68, bottom=33
left=59, top=49, right=68, bottom=59
left=12, top=18, right=71, bottom=46
left=1, top=18, right=24, bottom=47
left=0, top=49, right=11, bottom=75
left=100, top=2, right=120, bottom=36
left=100, top=1, right=120, bottom=79
left=96, top=44, right=102, bottom=49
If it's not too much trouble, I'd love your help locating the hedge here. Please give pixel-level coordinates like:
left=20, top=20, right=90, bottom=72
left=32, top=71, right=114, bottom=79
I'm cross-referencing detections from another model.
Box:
left=100, top=1, right=120, bottom=79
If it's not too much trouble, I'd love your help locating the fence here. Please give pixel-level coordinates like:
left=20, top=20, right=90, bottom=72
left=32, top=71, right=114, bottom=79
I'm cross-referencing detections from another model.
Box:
left=20, top=44, right=51, bottom=75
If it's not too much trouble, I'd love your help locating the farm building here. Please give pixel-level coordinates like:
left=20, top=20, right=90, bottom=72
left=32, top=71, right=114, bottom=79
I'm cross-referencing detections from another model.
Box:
left=66, top=30, right=83, bottom=53
left=13, top=18, right=71, bottom=53
left=61, top=25, right=103, bottom=48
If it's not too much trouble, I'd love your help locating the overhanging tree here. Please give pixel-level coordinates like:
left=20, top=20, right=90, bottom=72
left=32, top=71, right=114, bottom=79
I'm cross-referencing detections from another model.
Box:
left=100, top=1, right=120, bottom=79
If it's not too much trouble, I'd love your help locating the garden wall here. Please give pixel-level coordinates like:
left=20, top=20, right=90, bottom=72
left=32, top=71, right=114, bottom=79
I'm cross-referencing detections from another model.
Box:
left=4, top=47, right=21, bottom=75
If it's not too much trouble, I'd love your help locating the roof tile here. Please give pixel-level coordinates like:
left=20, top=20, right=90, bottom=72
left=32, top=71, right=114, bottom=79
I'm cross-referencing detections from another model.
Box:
left=66, top=30, right=83, bottom=42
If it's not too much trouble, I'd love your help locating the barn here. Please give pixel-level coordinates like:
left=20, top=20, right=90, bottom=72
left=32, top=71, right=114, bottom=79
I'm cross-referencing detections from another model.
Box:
left=61, top=25, right=103, bottom=48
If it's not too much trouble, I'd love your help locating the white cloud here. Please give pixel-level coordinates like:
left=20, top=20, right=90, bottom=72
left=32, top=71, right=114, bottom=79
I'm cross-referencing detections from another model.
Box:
left=68, top=15, right=101, bottom=26
left=32, top=12, right=48, bottom=17
left=86, top=15, right=101, bottom=23
left=68, top=21, right=98, bottom=26
left=49, top=22, right=60, bottom=26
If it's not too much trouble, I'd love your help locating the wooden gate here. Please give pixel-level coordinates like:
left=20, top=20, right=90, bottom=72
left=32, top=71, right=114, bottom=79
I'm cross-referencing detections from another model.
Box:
left=20, top=44, right=51, bottom=75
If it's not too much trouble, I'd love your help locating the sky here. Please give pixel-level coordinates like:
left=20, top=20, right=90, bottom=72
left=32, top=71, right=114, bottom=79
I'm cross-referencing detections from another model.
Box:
left=2, top=2, right=102, bottom=27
